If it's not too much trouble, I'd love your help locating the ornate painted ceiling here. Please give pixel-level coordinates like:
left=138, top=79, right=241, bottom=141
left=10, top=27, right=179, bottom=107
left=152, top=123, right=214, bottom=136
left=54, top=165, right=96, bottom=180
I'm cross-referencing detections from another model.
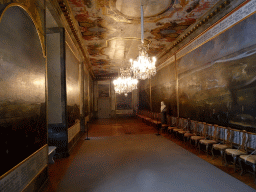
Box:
left=67, top=0, right=219, bottom=78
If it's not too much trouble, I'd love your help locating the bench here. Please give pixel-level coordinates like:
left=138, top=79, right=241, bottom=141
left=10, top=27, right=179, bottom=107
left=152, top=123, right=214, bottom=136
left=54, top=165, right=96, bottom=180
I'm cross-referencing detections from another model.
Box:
left=48, top=146, right=57, bottom=164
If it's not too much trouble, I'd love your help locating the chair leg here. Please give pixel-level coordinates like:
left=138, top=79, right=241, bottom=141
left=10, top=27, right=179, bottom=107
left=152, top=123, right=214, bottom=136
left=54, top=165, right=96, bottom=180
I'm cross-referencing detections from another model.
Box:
left=239, top=158, right=244, bottom=176
left=206, top=145, right=209, bottom=157
left=220, top=150, right=225, bottom=165
left=195, top=140, right=198, bottom=150
left=224, top=152, right=228, bottom=166
left=233, top=156, right=238, bottom=172
left=252, top=164, right=256, bottom=184
left=211, top=147, right=215, bottom=160
left=199, top=142, right=201, bottom=154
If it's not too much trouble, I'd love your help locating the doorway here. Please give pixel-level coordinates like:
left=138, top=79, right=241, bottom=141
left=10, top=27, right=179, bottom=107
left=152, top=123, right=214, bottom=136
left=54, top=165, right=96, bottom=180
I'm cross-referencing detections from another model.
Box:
left=98, top=98, right=111, bottom=118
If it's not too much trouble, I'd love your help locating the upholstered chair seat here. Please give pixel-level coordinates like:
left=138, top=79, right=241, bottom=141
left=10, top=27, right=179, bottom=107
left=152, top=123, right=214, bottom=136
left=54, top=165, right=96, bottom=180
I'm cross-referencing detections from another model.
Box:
left=240, top=155, right=256, bottom=164
left=191, top=135, right=205, bottom=141
left=225, top=149, right=247, bottom=156
left=168, top=126, right=176, bottom=131
left=173, top=128, right=182, bottom=132
left=184, top=132, right=195, bottom=138
left=200, top=140, right=217, bottom=145
left=145, top=117, right=151, bottom=121
left=178, top=130, right=189, bottom=134
left=213, top=144, right=229, bottom=150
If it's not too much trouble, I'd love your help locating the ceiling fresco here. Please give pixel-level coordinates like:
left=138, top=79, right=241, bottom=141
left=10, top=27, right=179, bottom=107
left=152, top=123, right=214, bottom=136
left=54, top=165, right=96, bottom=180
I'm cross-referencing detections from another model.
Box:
left=67, top=0, right=219, bottom=78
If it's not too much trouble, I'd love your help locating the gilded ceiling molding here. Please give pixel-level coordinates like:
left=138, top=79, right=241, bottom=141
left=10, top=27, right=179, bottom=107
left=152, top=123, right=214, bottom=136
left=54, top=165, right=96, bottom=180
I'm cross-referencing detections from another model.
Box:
left=157, top=55, right=175, bottom=71
left=157, top=0, right=253, bottom=71
left=57, top=0, right=95, bottom=78
left=0, top=0, right=46, bottom=57
left=176, top=0, right=256, bottom=60
left=158, top=0, right=231, bottom=61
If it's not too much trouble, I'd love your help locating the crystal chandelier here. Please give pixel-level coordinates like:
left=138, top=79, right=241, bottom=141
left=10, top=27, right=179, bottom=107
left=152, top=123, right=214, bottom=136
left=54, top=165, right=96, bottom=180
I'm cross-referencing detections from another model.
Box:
left=113, top=68, right=138, bottom=96
left=130, top=3, right=157, bottom=80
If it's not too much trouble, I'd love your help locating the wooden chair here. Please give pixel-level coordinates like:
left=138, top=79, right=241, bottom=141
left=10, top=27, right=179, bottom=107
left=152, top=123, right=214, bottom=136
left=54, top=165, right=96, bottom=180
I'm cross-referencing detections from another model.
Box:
left=172, top=118, right=184, bottom=138
left=190, top=122, right=207, bottom=150
left=177, top=118, right=190, bottom=141
left=199, top=124, right=219, bottom=157
left=151, top=112, right=161, bottom=130
left=212, top=127, right=233, bottom=164
left=224, top=130, right=249, bottom=172
left=168, top=116, right=178, bottom=135
left=239, top=148, right=256, bottom=182
left=184, top=120, right=198, bottom=144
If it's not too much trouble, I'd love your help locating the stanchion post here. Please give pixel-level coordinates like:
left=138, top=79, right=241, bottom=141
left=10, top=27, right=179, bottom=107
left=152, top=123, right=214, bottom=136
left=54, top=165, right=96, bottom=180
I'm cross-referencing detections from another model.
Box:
left=85, top=121, right=90, bottom=140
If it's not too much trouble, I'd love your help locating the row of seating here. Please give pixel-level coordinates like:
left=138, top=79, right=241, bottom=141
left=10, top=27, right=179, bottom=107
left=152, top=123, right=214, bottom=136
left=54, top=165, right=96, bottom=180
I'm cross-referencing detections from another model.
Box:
left=136, top=110, right=161, bottom=128
left=136, top=111, right=256, bottom=182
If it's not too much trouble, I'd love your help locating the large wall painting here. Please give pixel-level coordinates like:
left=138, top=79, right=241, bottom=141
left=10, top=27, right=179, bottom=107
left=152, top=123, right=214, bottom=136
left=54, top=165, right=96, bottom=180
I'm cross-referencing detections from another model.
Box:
left=151, top=64, right=177, bottom=114
left=138, top=79, right=151, bottom=111
left=139, top=63, right=177, bottom=116
left=0, top=7, right=46, bottom=176
left=177, top=13, right=256, bottom=132
left=66, top=45, right=80, bottom=128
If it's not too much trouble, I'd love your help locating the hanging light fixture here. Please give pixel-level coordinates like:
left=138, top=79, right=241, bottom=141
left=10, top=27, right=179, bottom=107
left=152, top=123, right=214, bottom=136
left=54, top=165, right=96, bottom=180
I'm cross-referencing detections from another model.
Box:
left=130, top=2, right=157, bottom=80
left=113, top=68, right=138, bottom=96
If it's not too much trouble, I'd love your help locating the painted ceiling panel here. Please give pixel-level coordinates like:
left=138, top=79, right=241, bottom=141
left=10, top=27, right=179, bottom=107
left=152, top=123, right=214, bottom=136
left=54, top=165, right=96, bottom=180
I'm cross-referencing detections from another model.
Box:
left=68, top=0, right=219, bottom=78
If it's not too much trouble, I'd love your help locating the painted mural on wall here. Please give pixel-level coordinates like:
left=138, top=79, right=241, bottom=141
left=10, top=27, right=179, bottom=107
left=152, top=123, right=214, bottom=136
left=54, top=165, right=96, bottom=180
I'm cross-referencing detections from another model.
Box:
left=151, top=64, right=177, bottom=114
left=177, top=13, right=256, bottom=132
left=139, top=64, right=177, bottom=115
left=138, top=80, right=150, bottom=111
left=139, top=89, right=151, bottom=111
left=0, top=7, right=46, bottom=175
left=66, top=46, right=80, bottom=128
left=67, top=0, right=218, bottom=78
